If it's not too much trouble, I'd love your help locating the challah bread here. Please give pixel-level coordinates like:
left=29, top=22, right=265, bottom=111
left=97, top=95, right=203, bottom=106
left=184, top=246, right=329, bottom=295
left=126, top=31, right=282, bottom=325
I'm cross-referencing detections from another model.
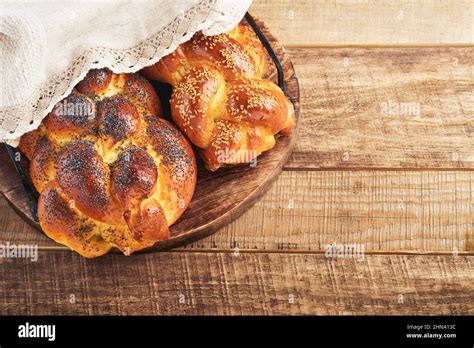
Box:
left=19, top=68, right=197, bottom=258
left=143, top=23, right=295, bottom=170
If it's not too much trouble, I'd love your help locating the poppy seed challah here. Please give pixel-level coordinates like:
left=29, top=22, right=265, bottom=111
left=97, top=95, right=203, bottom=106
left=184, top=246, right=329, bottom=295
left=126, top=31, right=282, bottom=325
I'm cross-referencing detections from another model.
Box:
left=143, top=23, right=295, bottom=171
left=19, top=68, right=197, bottom=258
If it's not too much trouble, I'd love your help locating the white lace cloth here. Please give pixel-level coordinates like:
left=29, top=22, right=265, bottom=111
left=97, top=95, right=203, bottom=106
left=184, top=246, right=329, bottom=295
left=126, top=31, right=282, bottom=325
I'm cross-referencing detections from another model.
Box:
left=0, top=0, right=252, bottom=145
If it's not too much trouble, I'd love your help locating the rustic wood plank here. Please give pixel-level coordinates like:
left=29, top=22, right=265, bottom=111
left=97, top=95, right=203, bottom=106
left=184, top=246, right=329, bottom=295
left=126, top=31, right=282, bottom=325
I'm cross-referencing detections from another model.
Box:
left=286, top=47, right=474, bottom=169
left=187, top=170, right=474, bottom=253
left=251, top=0, right=474, bottom=46
left=2, top=171, right=472, bottom=253
left=0, top=252, right=471, bottom=315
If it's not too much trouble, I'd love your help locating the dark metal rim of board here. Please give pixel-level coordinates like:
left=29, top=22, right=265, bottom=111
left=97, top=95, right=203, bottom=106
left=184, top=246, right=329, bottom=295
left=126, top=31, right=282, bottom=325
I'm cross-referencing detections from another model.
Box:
left=2, top=14, right=301, bottom=254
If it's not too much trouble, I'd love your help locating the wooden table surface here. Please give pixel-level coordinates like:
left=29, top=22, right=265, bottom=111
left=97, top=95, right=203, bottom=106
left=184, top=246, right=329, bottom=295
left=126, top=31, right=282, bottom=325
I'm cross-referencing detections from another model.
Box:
left=0, top=0, right=473, bottom=315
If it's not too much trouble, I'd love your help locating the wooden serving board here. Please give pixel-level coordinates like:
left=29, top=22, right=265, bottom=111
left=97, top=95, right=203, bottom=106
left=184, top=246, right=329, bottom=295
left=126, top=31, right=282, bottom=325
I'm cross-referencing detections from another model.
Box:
left=0, top=16, right=300, bottom=253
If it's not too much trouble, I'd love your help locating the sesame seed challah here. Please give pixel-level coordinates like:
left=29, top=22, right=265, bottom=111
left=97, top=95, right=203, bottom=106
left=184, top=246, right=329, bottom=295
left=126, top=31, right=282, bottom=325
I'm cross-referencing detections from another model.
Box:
left=142, top=23, right=295, bottom=171
left=19, top=68, right=197, bottom=258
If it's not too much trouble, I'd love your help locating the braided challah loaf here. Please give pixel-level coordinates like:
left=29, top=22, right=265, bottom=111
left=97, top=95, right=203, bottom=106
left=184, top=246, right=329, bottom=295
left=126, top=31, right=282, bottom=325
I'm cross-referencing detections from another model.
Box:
left=19, top=68, right=197, bottom=258
left=143, top=24, right=295, bottom=170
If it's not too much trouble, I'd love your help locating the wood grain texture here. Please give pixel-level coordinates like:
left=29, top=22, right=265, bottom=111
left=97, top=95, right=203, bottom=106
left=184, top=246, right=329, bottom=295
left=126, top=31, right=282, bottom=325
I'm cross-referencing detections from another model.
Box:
left=0, top=252, right=472, bottom=315
left=185, top=170, right=474, bottom=253
left=286, top=47, right=474, bottom=169
left=1, top=170, right=472, bottom=253
left=251, top=0, right=474, bottom=46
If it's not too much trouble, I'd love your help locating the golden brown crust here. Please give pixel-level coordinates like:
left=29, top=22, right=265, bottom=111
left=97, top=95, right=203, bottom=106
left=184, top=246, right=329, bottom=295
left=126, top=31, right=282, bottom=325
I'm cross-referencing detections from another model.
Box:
left=123, top=199, right=169, bottom=250
left=55, top=140, right=119, bottom=224
left=170, top=66, right=222, bottom=148
left=97, top=96, right=140, bottom=143
left=122, top=73, right=163, bottom=116
left=143, top=117, right=197, bottom=225
left=75, top=68, right=113, bottom=97
left=110, top=146, right=157, bottom=212
left=18, top=128, right=43, bottom=161
left=226, top=78, right=291, bottom=134
left=142, top=46, right=188, bottom=85
left=20, top=68, right=197, bottom=257
left=38, top=182, right=111, bottom=258
left=227, top=24, right=267, bottom=77
left=43, top=90, right=96, bottom=141
left=183, top=32, right=259, bottom=81
left=30, top=136, right=56, bottom=192
left=143, top=23, right=295, bottom=170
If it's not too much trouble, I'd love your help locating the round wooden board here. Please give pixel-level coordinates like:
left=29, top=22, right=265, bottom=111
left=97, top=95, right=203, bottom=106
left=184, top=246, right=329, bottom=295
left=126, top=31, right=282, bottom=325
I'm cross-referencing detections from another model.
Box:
left=0, top=15, right=300, bottom=253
